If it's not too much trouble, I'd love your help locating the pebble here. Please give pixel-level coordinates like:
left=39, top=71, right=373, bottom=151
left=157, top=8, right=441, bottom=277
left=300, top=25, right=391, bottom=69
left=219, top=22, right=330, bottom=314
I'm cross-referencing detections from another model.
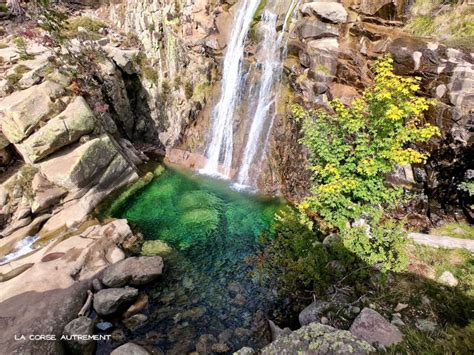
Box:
left=394, top=303, right=408, bottom=312
left=438, top=271, right=459, bottom=287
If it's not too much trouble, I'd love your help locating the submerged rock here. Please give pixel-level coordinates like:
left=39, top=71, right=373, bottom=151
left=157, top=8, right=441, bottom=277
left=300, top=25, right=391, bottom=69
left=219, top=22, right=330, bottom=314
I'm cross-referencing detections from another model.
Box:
left=101, top=256, right=164, bottom=287
left=140, top=240, right=173, bottom=256
left=93, top=287, right=139, bottom=316
left=350, top=308, right=403, bottom=347
left=261, top=322, right=374, bottom=354
left=123, top=313, right=148, bottom=331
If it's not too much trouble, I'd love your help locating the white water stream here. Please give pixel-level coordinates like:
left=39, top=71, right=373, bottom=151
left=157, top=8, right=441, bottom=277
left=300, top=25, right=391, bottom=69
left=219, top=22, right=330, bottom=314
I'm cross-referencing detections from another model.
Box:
left=236, top=0, right=299, bottom=187
left=202, top=0, right=299, bottom=188
left=201, top=0, right=261, bottom=178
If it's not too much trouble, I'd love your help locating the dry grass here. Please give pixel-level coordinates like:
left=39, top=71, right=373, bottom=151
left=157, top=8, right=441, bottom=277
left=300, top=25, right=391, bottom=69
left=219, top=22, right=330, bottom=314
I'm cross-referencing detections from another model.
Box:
left=406, top=1, right=474, bottom=50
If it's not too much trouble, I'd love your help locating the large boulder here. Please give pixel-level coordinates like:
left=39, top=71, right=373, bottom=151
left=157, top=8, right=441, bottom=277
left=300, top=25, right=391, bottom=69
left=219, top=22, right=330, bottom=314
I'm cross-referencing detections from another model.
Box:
left=93, top=288, right=139, bottom=316
left=111, top=342, right=150, bottom=355
left=0, top=80, right=64, bottom=143
left=38, top=135, right=129, bottom=190
left=101, top=256, right=164, bottom=287
left=261, top=322, right=374, bottom=354
left=350, top=308, right=403, bottom=347
left=17, top=96, right=96, bottom=163
left=62, top=316, right=96, bottom=355
left=300, top=2, right=348, bottom=24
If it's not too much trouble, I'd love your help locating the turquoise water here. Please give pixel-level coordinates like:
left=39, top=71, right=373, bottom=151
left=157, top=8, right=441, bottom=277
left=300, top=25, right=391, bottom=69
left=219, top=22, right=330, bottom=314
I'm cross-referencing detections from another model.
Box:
left=107, top=167, right=286, bottom=353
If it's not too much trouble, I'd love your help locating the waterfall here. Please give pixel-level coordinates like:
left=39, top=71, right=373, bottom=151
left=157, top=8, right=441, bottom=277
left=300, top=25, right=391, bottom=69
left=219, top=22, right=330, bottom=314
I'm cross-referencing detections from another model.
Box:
left=201, top=0, right=261, bottom=178
left=202, top=0, right=299, bottom=187
left=236, top=0, right=300, bottom=187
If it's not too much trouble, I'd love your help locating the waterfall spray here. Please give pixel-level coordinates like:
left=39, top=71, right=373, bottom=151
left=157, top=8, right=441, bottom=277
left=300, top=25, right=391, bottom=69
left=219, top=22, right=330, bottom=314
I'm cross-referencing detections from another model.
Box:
left=236, top=0, right=300, bottom=187
left=201, top=0, right=261, bottom=178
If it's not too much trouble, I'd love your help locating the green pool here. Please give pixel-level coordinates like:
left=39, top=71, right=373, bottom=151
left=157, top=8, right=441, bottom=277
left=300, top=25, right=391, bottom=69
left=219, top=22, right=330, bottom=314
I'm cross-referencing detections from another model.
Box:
left=105, top=167, right=286, bottom=353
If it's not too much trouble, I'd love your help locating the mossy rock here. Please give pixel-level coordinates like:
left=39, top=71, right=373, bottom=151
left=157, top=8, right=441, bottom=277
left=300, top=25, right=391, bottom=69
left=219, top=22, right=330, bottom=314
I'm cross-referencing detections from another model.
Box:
left=141, top=240, right=173, bottom=257
left=261, top=322, right=374, bottom=354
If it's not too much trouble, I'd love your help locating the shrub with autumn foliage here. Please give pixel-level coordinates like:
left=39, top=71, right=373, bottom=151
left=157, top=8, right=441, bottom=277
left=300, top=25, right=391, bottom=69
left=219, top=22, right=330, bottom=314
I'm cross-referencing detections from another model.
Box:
left=294, top=56, right=440, bottom=271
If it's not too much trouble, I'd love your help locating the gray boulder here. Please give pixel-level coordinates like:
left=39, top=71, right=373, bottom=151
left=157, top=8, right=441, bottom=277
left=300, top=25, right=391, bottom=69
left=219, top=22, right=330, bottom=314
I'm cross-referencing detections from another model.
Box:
left=261, top=322, right=374, bottom=354
left=111, top=342, right=150, bottom=355
left=350, top=308, right=403, bottom=347
left=299, top=300, right=333, bottom=326
left=101, top=256, right=164, bottom=288
left=301, top=2, right=348, bottom=23
left=62, top=316, right=95, bottom=355
left=93, top=288, right=138, bottom=316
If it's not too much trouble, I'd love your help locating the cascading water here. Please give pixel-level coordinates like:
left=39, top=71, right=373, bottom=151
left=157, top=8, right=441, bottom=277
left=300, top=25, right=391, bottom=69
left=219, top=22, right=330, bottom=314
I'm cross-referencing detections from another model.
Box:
left=201, top=0, right=261, bottom=178
left=236, top=0, right=299, bottom=187
left=202, top=0, right=299, bottom=187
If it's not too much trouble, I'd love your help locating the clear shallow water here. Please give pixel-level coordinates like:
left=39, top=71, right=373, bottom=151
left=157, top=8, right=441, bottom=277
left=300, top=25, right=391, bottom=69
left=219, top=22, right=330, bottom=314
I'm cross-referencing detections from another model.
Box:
left=106, top=167, right=286, bottom=354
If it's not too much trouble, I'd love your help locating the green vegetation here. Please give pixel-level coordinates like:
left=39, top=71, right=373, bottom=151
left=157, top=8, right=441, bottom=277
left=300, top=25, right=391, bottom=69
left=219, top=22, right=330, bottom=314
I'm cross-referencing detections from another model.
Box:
left=184, top=81, right=194, bottom=100
left=406, top=0, right=474, bottom=50
left=0, top=4, right=8, bottom=13
left=293, top=56, right=439, bottom=271
left=256, top=209, right=331, bottom=296
left=63, top=16, right=106, bottom=40
left=6, top=64, right=31, bottom=87
left=4, top=165, right=38, bottom=202
left=431, top=222, right=474, bottom=240
left=13, top=37, right=34, bottom=60
left=406, top=16, right=435, bottom=37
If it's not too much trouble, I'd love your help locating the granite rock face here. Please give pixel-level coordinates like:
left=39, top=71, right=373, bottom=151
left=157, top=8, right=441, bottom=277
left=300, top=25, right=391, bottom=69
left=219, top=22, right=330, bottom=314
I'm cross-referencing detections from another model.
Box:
left=17, top=96, right=96, bottom=163
left=0, top=80, right=64, bottom=143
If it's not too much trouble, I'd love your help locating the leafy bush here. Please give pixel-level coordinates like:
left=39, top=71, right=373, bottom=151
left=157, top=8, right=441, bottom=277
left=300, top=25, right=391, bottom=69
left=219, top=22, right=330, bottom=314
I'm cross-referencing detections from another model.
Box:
left=295, top=56, right=439, bottom=271
left=13, top=37, right=34, bottom=60
left=255, top=209, right=331, bottom=296
left=341, top=218, right=408, bottom=272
